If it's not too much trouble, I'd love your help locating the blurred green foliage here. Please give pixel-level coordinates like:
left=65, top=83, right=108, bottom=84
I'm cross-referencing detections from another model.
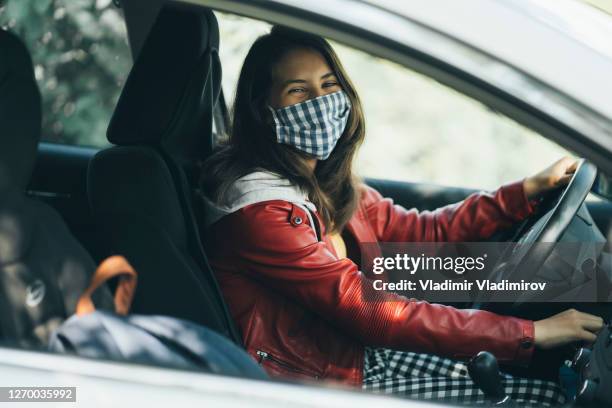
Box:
left=0, top=0, right=131, bottom=147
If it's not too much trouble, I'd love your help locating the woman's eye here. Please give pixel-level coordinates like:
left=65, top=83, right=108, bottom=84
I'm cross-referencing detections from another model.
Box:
left=323, top=81, right=338, bottom=88
left=288, top=88, right=306, bottom=94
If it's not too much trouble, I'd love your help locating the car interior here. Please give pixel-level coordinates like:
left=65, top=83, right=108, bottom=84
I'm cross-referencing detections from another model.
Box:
left=0, top=28, right=114, bottom=348
left=3, top=0, right=612, bottom=405
left=0, top=1, right=248, bottom=347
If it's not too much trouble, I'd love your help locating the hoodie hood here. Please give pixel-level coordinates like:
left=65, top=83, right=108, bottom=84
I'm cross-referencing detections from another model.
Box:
left=201, top=171, right=317, bottom=227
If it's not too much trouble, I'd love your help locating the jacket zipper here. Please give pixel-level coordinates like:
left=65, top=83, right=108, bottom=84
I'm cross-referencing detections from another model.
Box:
left=256, top=350, right=320, bottom=379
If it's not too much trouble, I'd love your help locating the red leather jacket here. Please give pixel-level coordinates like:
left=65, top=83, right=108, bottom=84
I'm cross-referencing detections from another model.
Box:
left=204, top=174, right=537, bottom=386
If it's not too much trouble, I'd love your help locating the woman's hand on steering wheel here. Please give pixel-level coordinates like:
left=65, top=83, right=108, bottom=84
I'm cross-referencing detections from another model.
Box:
left=523, top=157, right=578, bottom=200
left=534, top=308, right=604, bottom=350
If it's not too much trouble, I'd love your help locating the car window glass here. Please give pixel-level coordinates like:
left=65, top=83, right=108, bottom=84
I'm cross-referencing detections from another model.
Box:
left=0, top=0, right=131, bottom=148
left=216, top=12, right=569, bottom=190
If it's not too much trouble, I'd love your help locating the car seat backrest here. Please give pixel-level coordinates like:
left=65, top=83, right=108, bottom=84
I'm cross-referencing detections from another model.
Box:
left=0, top=28, right=40, bottom=195
left=88, top=5, right=240, bottom=343
left=0, top=30, right=113, bottom=347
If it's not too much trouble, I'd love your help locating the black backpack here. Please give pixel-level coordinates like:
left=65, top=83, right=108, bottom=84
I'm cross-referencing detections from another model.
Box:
left=48, top=256, right=267, bottom=380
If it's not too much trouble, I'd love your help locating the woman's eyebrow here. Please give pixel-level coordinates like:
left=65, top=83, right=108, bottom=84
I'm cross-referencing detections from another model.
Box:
left=281, top=73, right=336, bottom=87
left=281, top=78, right=306, bottom=87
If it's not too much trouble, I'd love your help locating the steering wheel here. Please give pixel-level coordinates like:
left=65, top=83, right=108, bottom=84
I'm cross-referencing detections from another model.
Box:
left=473, top=159, right=597, bottom=306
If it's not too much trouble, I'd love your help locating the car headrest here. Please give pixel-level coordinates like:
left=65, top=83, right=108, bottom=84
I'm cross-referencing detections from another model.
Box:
left=0, top=30, right=42, bottom=194
left=107, top=6, right=221, bottom=163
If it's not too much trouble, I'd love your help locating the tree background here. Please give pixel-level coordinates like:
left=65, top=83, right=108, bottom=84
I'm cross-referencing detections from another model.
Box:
left=0, top=0, right=130, bottom=147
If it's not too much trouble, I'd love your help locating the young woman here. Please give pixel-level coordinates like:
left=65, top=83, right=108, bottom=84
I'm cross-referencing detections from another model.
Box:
left=200, top=26, right=603, bottom=405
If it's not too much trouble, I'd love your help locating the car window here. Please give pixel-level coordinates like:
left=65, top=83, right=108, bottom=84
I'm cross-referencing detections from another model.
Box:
left=336, top=48, right=570, bottom=190
left=217, top=12, right=569, bottom=190
left=0, top=0, right=131, bottom=148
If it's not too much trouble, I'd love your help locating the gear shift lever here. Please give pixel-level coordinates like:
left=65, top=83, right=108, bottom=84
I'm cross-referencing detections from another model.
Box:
left=468, top=351, right=510, bottom=405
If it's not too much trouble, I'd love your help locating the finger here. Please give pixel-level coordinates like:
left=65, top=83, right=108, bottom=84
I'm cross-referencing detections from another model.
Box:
left=577, top=330, right=598, bottom=344
left=579, top=311, right=605, bottom=322
left=581, top=317, right=604, bottom=332
left=555, top=174, right=572, bottom=186
left=554, top=156, right=576, bottom=174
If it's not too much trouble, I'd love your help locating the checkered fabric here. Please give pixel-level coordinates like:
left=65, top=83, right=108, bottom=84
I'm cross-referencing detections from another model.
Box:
left=362, top=347, right=566, bottom=407
left=268, top=90, right=351, bottom=160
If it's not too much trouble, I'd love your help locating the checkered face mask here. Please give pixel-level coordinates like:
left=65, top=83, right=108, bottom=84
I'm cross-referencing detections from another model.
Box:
left=268, top=90, right=352, bottom=160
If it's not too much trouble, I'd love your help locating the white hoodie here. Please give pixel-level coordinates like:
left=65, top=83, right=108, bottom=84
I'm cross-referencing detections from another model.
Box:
left=200, top=171, right=319, bottom=232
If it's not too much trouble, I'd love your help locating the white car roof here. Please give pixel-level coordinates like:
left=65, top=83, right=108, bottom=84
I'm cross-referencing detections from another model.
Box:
left=366, top=0, right=612, bottom=121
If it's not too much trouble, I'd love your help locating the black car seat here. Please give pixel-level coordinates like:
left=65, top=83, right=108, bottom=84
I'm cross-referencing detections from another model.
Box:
left=88, top=6, right=240, bottom=343
left=0, top=29, right=113, bottom=348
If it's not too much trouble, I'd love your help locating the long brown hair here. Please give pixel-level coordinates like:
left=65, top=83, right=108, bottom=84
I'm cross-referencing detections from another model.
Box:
left=201, top=25, right=366, bottom=233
